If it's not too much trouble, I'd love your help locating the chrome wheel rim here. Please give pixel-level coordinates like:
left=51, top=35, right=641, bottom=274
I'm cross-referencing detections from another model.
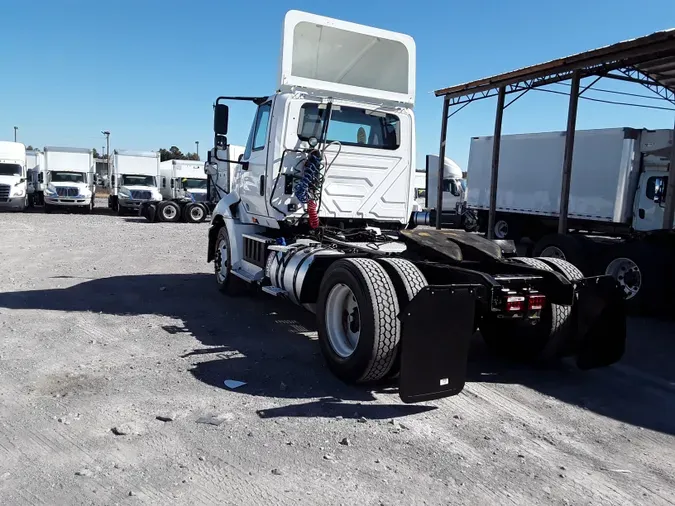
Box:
left=215, top=238, right=229, bottom=283
left=540, top=246, right=566, bottom=259
left=325, top=283, right=361, bottom=358
left=191, top=206, right=204, bottom=221
left=494, top=220, right=508, bottom=239
left=605, top=257, right=641, bottom=300
left=163, top=205, right=177, bottom=220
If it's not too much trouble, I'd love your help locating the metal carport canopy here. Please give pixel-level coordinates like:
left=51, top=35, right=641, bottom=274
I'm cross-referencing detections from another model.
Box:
left=432, top=28, right=675, bottom=236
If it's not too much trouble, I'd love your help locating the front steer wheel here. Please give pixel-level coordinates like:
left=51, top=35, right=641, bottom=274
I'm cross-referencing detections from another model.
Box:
left=316, top=258, right=400, bottom=384
left=214, top=226, right=245, bottom=296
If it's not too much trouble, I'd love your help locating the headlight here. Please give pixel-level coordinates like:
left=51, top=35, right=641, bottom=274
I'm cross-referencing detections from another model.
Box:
left=119, top=189, right=131, bottom=199
left=12, top=188, right=25, bottom=197
left=79, top=189, right=91, bottom=197
left=44, top=185, right=57, bottom=196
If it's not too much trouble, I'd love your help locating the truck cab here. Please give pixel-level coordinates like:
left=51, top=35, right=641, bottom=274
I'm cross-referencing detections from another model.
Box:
left=631, top=130, right=673, bottom=232
left=159, top=159, right=207, bottom=203
left=0, top=141, right=28, bottom=211
left=109, top=150, right=162, bottom=214
left=42, top=147, right=96, bottom=212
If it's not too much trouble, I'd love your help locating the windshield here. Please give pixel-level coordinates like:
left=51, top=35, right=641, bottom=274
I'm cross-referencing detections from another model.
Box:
left=183, top=178, right=207, bottom=190
left=50, top=171, right=85, bottom=183
left=121, top=174, right=156, bottom=187
left=0, top=163, right=22, bottom=177
left=298, top=103, right=400, bottom=150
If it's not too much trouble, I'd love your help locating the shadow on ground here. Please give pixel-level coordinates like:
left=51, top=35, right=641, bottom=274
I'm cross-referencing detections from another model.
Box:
left=0, top=272, right=673, bottom=431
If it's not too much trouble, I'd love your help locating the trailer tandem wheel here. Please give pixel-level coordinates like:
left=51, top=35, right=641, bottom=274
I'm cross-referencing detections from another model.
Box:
left=316, top=258, right=401, bottom=384
left=479, top=257, right=573, bottom=361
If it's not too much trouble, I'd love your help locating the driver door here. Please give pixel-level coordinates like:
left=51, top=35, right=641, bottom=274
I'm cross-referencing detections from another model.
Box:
left=239, top=99, right=273, bottom=218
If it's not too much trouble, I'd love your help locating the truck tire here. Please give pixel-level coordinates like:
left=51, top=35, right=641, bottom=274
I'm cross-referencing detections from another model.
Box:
left=480, top=257, right=572, bottom=361
left=317, top=258, right=400, bottom=384
left=602, top=242, right=668, bottom=313
left=158, top=201, right=181, bottom=223
left=183, top=203, right=205, bottom=223
left=376, top=258, right=428, bottom=379
left=214, top=226, right=245, bottom=296
left=532, top=233, right=588, bottom=274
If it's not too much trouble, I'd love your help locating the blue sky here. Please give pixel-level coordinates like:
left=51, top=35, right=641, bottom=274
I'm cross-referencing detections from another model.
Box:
left=1, top=0, right=674, bottom=170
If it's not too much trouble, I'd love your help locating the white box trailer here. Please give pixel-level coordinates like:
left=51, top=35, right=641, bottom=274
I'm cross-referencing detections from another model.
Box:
left=109, top=150, right=162, bottom=215
left=43, top=147, right=96, bottom=213
left=466, top=127, right=675, bottom=310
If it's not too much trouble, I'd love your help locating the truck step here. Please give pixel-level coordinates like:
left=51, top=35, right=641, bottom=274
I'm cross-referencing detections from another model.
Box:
left=262, top=286, right=287, bottom=297
left=231, top=269, right=258, bottom=283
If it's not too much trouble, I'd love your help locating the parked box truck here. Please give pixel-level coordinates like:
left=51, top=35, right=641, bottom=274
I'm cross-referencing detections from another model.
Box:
left=0, top=141, right=28, bottom=211
left=108, top=150, right=162, bottom=215
left=466, top=127, right=674, bottom=310
left=42, top=147, right=95, bottom=213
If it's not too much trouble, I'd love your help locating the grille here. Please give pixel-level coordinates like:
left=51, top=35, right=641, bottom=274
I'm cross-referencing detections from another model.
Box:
left=190, top=192, right=208, bottom=202
left=0, top=184, right=9, bottom=201
left=130, top=190, right=152, bottom=200
left=56, top=187, right=79, bottom=197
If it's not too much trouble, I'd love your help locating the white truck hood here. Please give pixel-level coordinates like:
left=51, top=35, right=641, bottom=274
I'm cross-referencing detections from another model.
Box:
left=120, top=185, right=158, bottom=192
left=51, top=181, right=89, bottom=190
left=0, top=175, right=22, bottom=187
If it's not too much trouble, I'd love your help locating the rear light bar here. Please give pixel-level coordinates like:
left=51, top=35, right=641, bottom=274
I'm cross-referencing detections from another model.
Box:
left=528, top=294, right=546, bottom=311
left=506, top=296, right=525, bottom=312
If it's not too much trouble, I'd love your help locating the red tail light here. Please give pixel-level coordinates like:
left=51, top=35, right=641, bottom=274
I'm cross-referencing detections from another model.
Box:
left=528, top=294, right=546, bottom=311
left=506, top=296, right=525, bottom=312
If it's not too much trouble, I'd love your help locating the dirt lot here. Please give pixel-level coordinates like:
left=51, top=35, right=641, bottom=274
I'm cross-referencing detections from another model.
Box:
left=0, top=201, right=674, bottom=505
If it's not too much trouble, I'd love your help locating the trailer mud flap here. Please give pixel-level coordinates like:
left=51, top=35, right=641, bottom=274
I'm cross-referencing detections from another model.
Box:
left=575, top=276, right=626, bottom=370
left=141, top=202, right=157, bottom=222
left=398, top=285, right=479, bottom=403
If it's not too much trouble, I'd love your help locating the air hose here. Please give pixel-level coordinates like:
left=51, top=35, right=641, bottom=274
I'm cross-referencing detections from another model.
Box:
left=294, top=149, right=325, bottom=229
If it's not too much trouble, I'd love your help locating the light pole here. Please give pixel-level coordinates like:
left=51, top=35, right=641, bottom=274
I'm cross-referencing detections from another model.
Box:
left=14, top=126, right=17, bottom=142
left=195, top=141, right=199, bottom=159
left=102, top=131, right=110, bottom=181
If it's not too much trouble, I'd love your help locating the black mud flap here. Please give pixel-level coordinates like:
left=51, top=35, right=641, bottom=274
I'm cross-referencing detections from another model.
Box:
left=574, top=275, right=626, bottom=370
left=141, top=202, right=157, bottom=222
left=398, top=285, right=479, bottom=403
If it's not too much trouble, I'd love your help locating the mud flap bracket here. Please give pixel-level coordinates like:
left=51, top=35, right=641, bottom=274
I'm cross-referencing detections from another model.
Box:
left=398, top=285, right=479, bottom=403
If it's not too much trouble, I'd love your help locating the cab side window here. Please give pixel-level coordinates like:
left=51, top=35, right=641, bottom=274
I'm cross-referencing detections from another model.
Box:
left=243, top=102, right=272, bottom=159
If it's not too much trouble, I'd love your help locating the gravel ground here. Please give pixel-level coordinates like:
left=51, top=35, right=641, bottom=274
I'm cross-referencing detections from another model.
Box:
left=0, top=200, right=674, bottom=505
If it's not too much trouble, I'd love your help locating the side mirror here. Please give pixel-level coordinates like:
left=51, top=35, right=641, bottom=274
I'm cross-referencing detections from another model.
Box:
left=214, top=104, right=229, bottom=135
left=111, top=175, right=116, bottom=187
left=170, top=179, right=174, bottom=189
left=207, top=151, right=212, bottom=163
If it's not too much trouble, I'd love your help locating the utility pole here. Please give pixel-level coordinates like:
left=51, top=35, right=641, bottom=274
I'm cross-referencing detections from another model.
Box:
left=195, top=141, right=199, bottom=159
left=14, top=126, right=17, bottom=142
left=102, top=131, right=111, bottom=181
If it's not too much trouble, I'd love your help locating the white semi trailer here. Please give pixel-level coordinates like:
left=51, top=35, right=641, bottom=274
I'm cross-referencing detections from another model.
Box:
left=43, top=147, right=96, bottom=213
left=204, top=10, right=626, bottom=403
left=108, top=150, right=162, bottom=215
left=0, top=141, right=28, bottom=211
left=466, top=127, right=675, bottom=310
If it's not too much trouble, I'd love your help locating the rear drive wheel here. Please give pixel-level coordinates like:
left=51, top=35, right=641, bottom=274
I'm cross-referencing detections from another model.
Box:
left=214, top=226, right=244, bottom=296
left=602, top=242, right=668, bottom=313
left=533, top=234, right=588, bottom=273
left=376, top=258, right=428, bottom=379
left=479, top=257, right=573, bottom=361
left=158, top=201, right=181, bottom=222
left=317, top=258, right=400, bottom=384
left=184, top=203, right=205, bottom=223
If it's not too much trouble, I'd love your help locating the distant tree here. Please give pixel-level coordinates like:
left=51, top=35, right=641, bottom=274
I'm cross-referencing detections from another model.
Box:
left=158, top=146, right=200, bottom=162
left=25, top=145, right=34, bottom=150
left=92, top=148, right=100, bottom=158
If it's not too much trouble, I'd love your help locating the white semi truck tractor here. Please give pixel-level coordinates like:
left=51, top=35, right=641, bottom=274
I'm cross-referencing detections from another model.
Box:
left=108, top=150, right=162, bottom=215
left=0, top=141, right=28, bottom=211
left=206, top=10, right=627, bottom=403
left=42, top=147, right=96, bottom=213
